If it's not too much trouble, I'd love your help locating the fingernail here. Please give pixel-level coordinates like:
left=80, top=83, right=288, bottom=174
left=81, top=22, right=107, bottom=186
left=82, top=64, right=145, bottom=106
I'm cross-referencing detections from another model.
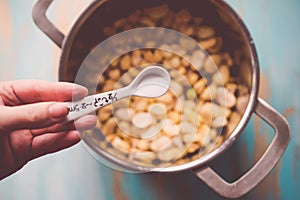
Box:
left=72, top=85, right=88, bottom=99
left=49, top=103, right=68, bottom=119
left=75, top=115, right=97, bottom=130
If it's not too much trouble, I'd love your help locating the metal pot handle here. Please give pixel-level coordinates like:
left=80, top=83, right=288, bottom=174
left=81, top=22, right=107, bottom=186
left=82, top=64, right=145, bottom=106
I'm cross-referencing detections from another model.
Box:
left=32, top=0, right=64, bottom=48
left=194, top=98, right=290, bottom=199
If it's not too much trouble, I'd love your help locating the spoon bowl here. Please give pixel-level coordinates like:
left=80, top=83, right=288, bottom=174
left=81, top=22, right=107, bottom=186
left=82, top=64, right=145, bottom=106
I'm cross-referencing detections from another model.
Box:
left=65, top=66, right=171, bottom=121
left=129, top=66, right=171, bottom=98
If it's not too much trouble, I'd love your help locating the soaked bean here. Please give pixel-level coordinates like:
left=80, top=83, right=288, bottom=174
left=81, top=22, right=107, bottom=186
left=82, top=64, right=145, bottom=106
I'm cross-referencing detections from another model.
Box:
left=177, top=66, right=187, bottom=75
left=183, top=133, right=196, bottom=144
left=163, top=120, right=180, bottom=137
left=201, top=84, right=217, bottom=100
left=217, top=87, right=237, bottom=108
left=128, top=67, right=140, bottom=77
left=140, top=125, right=162, bottom=139
left=105, top=134, right=114, bottom=142
left=150, top=136, right=172, bottom=152
left=133, top=152, right=156, bottom=162
left=230, top=112, right=242, bottom=124
left=199, top=37, right=217, bottom=50
left=140, top=17, right=155, bottom=27
left=187, top=143, right=201, bottom=154
left=212, top=116, right=228, bottom=128
left=197, top=26, right=215, bottom=39
left=181, top=57, right=190, bottom=67
left=98, top=105, right=112, bottom=122
left=168, top=111, right=181, bottom=124
left=114, top=18, right=127, bottom=29
left=148, top=103, right=167, bottom=118
left=112, top=137, right=130, bottom=153
left=183, top=108, right=199, bottom=126
left=102, top=79, right=116, bottom=91
left=175, top=10, right=192, bottom=24
left=144, top=5, right=169, bottom=20
left=212, top=65, right=230, bottom=85
left=120, top=55, right=131, bottom=70
left=160, top=49, right=173, bottom=59
left=216, top=106, right=232, bottom=118
left=157, top=147, right=184, bottom=162
left=153, top=50, right=163, bottom=62
left=169, top=57, right=181, bottom=69
left=204, top=57, right=218, bottom=74
left=178, top=24, right=194, bottom=36
left=137, top=139, right=150, bottom=151
left=187, top=71, right=199, bottom=85
left=238, top=85, right=249, bottom=96
left=156, top=91, right=173, bottom=103
left=225, top=112, right=242, bottom=137
left=180, top=38, right=197, bottom=50
left=226, top=83, right=238, bottom=94
left=170, top=81, right=183, bottom=96
left=191, top=50, right=206, bottom=70
left=134, top=99, right=148, bottom=111
left=200, top=102, right=218, bottom=119
left=180, top=121, right=195, bottom=135
left=114, top=108, right=134, bottom=121
left=120, top=73, right=132, bottom=85
left=186, top=88, right=197, bottom=100
left=109, top=69, right=121, bottom=80
left=197, top=124, right=210, bottom=141
left=132, top=112, right=153, bottom=129
left=102, top=118, right=117, bottom=134
left=210, top=54, right=222, bottom=66
left=193, top=78, right=207, bottom=94
left=236, top=95, right=249, bottom=113
left=173, top=136, right=184, bottom=148
left=209, top=37, right=223, bottom=53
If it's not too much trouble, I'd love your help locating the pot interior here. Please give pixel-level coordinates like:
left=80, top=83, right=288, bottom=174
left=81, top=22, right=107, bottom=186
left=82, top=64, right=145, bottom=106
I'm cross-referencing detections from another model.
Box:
left=60, top=0, right=258, bottom=172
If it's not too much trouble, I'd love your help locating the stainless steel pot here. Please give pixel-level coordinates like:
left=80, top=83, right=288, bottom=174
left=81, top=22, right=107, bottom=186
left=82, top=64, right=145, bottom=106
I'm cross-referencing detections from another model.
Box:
left=32, top=0, right=290, bottom=198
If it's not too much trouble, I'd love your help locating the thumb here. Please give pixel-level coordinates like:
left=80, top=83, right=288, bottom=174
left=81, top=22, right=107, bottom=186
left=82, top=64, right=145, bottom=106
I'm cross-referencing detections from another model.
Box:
left=0, top=102, right=69, bottom=133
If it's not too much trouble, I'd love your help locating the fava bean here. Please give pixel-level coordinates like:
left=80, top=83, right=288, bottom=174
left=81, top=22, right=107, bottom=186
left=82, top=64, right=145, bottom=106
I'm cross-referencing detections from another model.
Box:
left=132, top=112, right=153, bottom=129
left=96, top=5, right=250, bottom=166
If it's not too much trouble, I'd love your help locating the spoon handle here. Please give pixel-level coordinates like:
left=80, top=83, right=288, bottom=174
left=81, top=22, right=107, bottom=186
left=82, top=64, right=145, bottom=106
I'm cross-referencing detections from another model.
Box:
left=65, top=86, right=131, bottom=122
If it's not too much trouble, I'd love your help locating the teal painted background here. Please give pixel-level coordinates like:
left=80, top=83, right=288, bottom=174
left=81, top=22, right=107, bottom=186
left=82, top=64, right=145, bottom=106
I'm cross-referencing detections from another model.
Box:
left=0, top=0, right=299, bottom=199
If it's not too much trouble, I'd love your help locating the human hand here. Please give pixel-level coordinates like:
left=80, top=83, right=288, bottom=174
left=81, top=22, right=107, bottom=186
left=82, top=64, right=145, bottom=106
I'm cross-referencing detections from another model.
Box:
left=0, top=80, right=97, bottom=180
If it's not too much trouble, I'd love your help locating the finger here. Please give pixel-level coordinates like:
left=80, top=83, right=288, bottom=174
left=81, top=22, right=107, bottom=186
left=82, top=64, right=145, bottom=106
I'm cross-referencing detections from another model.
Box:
left=74, top=115, right=97, bottom=131
left=0, top=80, right=88, bottom=105
left=30, top=130, right=81, bottom=160
left=0, top=102, right=68, bottom=133
left=0, top=96, right=4, bottom=106
left=30, top=115, right=97, bottom=136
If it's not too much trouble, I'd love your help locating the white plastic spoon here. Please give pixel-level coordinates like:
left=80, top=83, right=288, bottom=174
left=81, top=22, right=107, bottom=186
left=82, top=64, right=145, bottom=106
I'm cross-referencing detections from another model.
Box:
left=65, top=66, right=171, bottom=122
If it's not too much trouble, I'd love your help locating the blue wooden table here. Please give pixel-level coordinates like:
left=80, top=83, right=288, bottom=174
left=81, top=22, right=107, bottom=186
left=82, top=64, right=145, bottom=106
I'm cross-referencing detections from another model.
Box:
left=0, top=0, right=299, bottom=199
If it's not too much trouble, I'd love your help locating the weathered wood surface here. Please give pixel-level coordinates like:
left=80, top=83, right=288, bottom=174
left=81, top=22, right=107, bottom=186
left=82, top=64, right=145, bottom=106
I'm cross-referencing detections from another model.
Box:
left=0, top=0, right=299, bottom=199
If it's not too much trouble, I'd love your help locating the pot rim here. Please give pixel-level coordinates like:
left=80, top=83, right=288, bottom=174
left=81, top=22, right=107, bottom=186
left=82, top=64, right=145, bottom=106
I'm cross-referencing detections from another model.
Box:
left=59, top=0, right=259, bottom=173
